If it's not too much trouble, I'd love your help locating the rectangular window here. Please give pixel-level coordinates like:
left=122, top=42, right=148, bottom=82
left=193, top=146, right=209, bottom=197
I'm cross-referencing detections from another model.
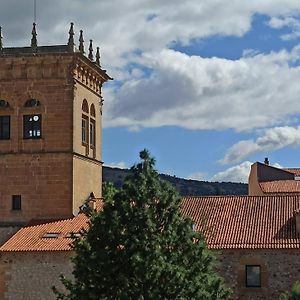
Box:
left=246, top=265, right=261, bottom=287
left=82, top=115, right=88, bottom=144
left=12, top=195, right=21, bottom=211
left=90, top=119, right=95, bottom=148
left=23, top=114, right=42, bottom=139
left=0, top=116, right=10, bottom=140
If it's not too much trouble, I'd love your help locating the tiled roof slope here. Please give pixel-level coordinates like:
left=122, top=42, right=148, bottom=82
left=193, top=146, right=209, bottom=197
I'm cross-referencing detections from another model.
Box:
left=0, top=200, right=103, bottom=252
left=260, top=180, right=300, bottom=194
left=0, top=213, right=89, bottom=252
left=284, top=168, right=300, bottom=176
left=181, top=196, right=300, bottom=250
left=2, top=196, right=300, bottom=251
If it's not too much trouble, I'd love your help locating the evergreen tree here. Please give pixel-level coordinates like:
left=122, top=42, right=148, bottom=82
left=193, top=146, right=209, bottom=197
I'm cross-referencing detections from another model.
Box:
left=281, top=282, right=300, bottom=300
left=54, top=150, right=231, bottom=299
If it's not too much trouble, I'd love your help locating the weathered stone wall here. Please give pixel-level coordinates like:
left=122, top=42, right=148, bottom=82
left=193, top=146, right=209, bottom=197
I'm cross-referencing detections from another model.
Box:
left=0, top=251, right=73, bottom=300
left=218, top=249, right=300, bottom=299
left=0, top=227, right=20, bottom=246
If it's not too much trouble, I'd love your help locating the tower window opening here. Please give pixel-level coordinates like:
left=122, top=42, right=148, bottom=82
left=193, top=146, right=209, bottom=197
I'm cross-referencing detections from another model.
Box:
left=0, top=116, right=10, bottom=140
left=24, top=114, right=42, bottom=139
left=90, top=119, right=95, bottom=148
left=24, top=99, right=40, bottom=107
left=12, top=195, right=22, bottom=211
left=82, top=115, right=88, bottom=144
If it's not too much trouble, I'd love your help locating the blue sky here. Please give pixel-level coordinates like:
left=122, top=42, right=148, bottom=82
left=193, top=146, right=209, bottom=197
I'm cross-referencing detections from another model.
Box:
left=2, top=1, right=300, bottom=182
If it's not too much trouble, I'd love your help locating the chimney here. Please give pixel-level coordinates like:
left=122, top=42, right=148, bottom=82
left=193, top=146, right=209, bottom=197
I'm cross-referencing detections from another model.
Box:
left=264, top=157, right=269, bottom=165
left=294, top=210, right=300, bottom=233
left=88, top=192, right=96, bottom=210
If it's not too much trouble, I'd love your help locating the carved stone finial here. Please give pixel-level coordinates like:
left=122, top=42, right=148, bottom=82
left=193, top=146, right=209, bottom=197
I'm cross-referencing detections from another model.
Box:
left=67, top=22, right=74, bottom=52
left=0, top=27, right=3, bottom=52
left=88, top=39, right=94, bottom=61
left=95, top=47, right=101, bottom=67
left=31, top=23, right=38, bottom=50
left=79, top=30, right=84, bottom=53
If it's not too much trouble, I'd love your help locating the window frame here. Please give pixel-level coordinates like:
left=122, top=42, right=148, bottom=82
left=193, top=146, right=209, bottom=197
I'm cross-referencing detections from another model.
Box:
left=82, top=114, right=89, bottom=145
left=23, top=114, right=42, bottom=139
left=90, top=118, right=96, bottom=149
left=0, top=115, right=10, bottom=140
left=12, top=195, right=22, bottom=211
left=245, top=265, right=261, bottom=288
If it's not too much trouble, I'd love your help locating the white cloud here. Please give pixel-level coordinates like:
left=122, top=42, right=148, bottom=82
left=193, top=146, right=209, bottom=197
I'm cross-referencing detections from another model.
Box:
left=188, top=172, right=207, bottom=181
left=105, top=161, right=127, bottom=169
left=269, top=16, right=300, bottom=40
left=2, top=1, right=300, bottom=71
left=104, top=46, right=300, bottom=131
left=221, top=126, right=300, bottom=164
left=211, top=161, right=252, bottom=183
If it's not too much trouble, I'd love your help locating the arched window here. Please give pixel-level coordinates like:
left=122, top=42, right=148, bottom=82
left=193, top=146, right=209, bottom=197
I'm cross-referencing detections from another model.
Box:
left=82, top=99, right=89, bottom=114
left=24, top=99, right=40, bottom=107
left=82, top=100, right=89, bottom=145
left=0, top=100, right=10, bottom=108
left=90, top=104, right=95, bottom=117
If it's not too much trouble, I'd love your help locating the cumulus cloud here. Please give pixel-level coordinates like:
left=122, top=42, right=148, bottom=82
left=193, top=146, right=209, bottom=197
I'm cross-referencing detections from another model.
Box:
left=3, top=2, right=300, bottom=132
left=221, top=126, right=300, bottom=164
left=211, top=161, right=252, bottom=183
left=104, top=47, right=300, bottom=131
left=269, top=16, right=300, bottom=40
left=2, top=0, right=300, bottom=71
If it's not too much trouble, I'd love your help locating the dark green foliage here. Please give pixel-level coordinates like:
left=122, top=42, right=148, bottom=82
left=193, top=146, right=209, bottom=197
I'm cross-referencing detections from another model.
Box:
left=54, top=150, right=231, bottom=299
left=102, top=181, right=119, bottom=203
left=281, top=282, right=300, bottom=300
left=103, top=166, right=248, bottom=196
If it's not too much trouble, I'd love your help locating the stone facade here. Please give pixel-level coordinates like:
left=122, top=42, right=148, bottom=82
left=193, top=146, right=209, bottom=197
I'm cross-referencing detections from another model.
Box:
left=218, top=249, right=300, bottom=299
left=0, top=49, right=110, bottom=225
left=0, top=251, right=73, bottom=300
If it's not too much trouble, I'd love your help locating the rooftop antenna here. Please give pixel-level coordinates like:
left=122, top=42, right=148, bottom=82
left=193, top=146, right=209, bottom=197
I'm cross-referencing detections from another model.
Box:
left=34, top=0, right=37, bottom=23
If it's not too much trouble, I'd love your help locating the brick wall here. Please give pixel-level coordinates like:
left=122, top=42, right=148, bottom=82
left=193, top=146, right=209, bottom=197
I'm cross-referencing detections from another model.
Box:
left=0, top=251, right=73, bottom=300
left=218, top=249, right=300, bottom=299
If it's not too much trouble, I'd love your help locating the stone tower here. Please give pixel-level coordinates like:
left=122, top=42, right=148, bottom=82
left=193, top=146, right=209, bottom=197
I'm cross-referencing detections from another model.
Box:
left=0, top=24, right=111, bottom=225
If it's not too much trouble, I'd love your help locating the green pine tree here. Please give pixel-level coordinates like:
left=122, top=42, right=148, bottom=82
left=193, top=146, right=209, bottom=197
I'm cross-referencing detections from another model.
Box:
left=281, top=282, right=300, bottom=300
left=54, top=149, right=231, bottom=300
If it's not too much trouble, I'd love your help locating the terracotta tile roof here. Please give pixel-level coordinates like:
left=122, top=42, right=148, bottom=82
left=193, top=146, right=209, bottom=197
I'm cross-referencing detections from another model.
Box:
left=0, top=199, right=103, bottom=252
left=0, top=213, right=90, bottom=252
left=181, top=195, right=300, bottom=250
left=3, top=196, right=300, bottom=251
left=284, top=168, right=300, bottom=176
left=259, top=180, right=300, bottom=193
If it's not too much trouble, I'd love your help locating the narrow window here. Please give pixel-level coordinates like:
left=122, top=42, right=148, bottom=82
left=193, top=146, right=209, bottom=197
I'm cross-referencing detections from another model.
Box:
left=12, top=195, right=21, bottom=211
left=0, top=116, right=10, bottom=140
left=82, top=115, right=88, bottom=144
left=23, top=114, right=42, bottom=139
left=246, top=265, right=261, bottom=287
left=90, top=119, right=95, bottom=148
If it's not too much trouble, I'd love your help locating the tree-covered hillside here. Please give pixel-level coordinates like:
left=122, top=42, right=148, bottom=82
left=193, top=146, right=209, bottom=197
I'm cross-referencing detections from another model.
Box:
left=103, top=166, right=248, bottom=196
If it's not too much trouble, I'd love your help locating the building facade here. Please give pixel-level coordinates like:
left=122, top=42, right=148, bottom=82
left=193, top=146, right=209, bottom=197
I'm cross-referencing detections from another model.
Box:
left=0, top=23, right=111, bottom=226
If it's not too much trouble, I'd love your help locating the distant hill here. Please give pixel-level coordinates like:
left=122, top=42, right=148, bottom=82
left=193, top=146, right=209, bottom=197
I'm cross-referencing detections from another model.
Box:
left=103, top=166, right=248, bottom=196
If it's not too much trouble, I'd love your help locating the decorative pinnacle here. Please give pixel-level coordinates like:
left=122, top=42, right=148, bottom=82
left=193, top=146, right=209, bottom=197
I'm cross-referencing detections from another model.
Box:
left=67, top=22, right=74, bottom=52
left=0, top=27, right=3, bottom=51
left=88, top=39, right=94, bottom=61
left=31, top=23, right=38, bottom=49
left=79, top=30, right=84, bottom=53
left=95, top=47, right=101, bottom=67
